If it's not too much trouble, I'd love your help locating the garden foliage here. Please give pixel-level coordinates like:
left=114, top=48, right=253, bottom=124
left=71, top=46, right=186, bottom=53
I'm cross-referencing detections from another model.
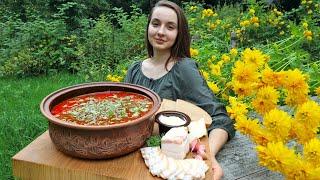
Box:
left=1, top=0, right=320, bottom=179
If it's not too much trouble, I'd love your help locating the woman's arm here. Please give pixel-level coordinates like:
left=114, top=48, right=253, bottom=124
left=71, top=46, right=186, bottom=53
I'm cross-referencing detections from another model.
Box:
left=175, top=59, right=235, bottom=179
left=209, top=128, right=228, bottom=180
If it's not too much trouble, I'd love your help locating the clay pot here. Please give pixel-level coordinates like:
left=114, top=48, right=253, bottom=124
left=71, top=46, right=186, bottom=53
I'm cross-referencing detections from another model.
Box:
left=40, top=82, right=161, bottom=159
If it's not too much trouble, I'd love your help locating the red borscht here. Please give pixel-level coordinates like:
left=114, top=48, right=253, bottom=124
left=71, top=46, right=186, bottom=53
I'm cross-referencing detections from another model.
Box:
left=51, top=91, right=153, bottom=126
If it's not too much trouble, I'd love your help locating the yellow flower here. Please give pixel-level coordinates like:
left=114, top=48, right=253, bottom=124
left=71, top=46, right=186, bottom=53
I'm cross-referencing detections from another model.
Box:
left=215, top=19, right=221, bottom=25
left=227, top=96, right=248, bottom=120
left=309, top=167, right=320, bottom=179
left=304, top=30, right=313, bottom=37
left=307, top=36, right=313, bottom=41
left=190, top=48, right=199, bottom=57
left=210, top=55, right=216, bottom=61
left=217, top=60, right=224, bottom=67
left=250, top=16, right=259, bottom=24
left=282, top=69, right=309, bottom=94
left=304, top=138, right=320, bottom=167
left=221, top=54, right=230, bottom=63
left=234, top=117, right=261, bottom=136
left=249, top=9, right=255, bottom=15
left=251, top=129, right=274, bottom=146
left=256, top=142, right=297, bottom=173
left=202, top=9, right=214, bottom=18
left=261, top=67, right=286, bottom=88
left=316, top=86, right=320, bottom=96
left=276, top=11, right=283, bottom=16
left=189, top=6, right=197, bottom=12
left=232, top=60, right=260, bottom=83
left=236, top=29, right=241, bottom=35
left=242, top=48, right=266, bottom=68
left=208, top=23, right=216, bottom=30
left=252, top=86, right=280, bottom=115
left=106, top=74, right=123, bottom=82
left=240, top=20, right=250, bottom=27
left=302, top=22, right=308, bottom=29
left=263, top=109, right=292, bottom=142
left=294, top=100, right=320, bottom=131
left=210, top=64, right=221, bottom=76
left=285, top=91, right=309, bottom=107
left=253, top=23, right=259, bottom=27
left=231, top=80, right=256, bottom=97
left=207, top=81, right=220, bottom=94
left=284, top=157, right=314, bottom=180
left=291, top=122, right=318, bottom=144
left=230, top=48, right=238, bottom=57
left=202, top=70, right=209, bottom=80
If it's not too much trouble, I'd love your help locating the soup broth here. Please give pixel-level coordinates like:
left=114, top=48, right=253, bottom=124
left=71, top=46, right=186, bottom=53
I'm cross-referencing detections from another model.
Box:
left=51, top=91, right=153, bottom=126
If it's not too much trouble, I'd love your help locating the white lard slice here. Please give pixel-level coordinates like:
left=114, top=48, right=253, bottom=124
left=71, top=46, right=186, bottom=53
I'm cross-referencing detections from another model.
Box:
left=160, top=157, right=177, bottom=179
left=140, top=147, right=209, bottom=179
left=188, top=118, right=207, bottom=139
left=168, top=160, right=185, bottom=180
left=151, top=154, right=168, bottom=177
left=161, top=127, right=189, bottom=159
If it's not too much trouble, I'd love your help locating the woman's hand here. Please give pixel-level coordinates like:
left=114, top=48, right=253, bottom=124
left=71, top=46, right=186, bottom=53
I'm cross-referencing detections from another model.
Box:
left=211, top=157, right=223, bottom=180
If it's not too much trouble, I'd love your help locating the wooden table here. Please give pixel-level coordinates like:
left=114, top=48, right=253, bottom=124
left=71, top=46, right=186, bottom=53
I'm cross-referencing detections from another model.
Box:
left=12, top=99, right=284, bottom=180
left=217, top=132, right=283, bottom=180
left=13, top=131, right=214, bottom=180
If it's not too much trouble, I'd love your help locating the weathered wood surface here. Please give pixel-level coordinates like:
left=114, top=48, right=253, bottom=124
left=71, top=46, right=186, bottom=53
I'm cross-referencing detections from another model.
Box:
left=217, top=132, right=284, bottom=180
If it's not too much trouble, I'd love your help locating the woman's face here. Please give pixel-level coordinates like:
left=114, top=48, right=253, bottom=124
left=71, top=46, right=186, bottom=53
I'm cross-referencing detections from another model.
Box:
left=148, top=6, right=178, bottom=52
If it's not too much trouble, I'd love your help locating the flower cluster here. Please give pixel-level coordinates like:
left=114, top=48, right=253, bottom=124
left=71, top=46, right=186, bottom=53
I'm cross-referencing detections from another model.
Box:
left=201, top=9, right=217, bottom=18
left=239, top=8, right=260, bottom=28
left=223, top=48, right=320, bottom=179
left=303, top=22, right=313, bottom=41
left=106, top=74, right=123, bottom=82
left=190, top=48, right=199, bottom=57
left=106, top=69, right=127, bottom=82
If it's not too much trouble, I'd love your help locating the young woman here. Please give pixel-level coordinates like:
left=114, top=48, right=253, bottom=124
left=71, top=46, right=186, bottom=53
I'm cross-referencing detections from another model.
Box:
left=125, top=1, right=235, bottom=179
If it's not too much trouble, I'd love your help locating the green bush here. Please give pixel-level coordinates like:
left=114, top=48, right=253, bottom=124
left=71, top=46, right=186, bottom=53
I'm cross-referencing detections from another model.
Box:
left=0, top=18, right=78, bottom=76
left=73, top=6, right=147, bottom=80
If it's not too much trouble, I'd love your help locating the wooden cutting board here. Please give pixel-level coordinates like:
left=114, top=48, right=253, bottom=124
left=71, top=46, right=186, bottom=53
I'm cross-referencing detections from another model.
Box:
left=12, top=100, right=213, bottom=180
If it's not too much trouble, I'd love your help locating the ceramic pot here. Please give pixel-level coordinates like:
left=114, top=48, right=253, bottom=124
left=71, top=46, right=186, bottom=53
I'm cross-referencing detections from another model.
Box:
left=40, top=82, right=161, bottom=159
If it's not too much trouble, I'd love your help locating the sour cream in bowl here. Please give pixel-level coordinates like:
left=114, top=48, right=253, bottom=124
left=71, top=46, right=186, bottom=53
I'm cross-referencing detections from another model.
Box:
left=155, top=111, right=191, bottom=135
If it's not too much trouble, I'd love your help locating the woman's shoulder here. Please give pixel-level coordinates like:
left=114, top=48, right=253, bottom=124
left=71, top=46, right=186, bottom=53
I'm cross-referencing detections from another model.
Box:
left=124, top=60, right=143, bottom=83
left=175, top=57, right=199, bottom=72
left=128, top=60, right=142, bottom=69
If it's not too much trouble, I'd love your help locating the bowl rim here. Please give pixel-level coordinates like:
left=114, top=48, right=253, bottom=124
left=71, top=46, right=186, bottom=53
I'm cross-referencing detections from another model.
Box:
left=40, top=82, right=161, bottom=130
left=154, top=110, right=191, bottom=128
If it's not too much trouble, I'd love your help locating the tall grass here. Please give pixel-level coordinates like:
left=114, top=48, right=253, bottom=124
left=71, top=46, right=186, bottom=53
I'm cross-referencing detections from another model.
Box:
left=0, top=73, right=88, bottom=179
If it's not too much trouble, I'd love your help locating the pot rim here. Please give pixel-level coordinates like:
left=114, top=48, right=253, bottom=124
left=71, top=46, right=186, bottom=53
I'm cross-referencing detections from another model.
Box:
left=40, top=82, right=161, bottom=130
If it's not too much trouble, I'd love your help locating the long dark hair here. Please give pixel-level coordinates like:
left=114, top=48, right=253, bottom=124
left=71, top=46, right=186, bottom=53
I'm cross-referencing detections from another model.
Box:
left=146, top=0, right=191, bottom=70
